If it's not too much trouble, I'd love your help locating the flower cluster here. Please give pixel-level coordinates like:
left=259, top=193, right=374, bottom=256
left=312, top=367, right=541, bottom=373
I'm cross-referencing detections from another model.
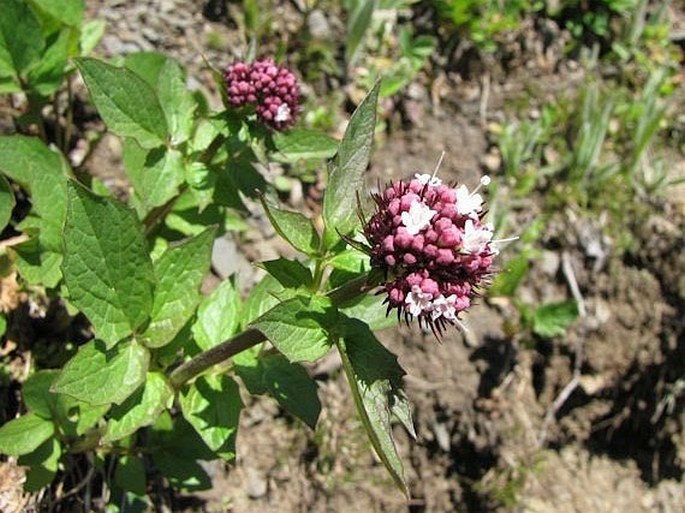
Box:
left=223, top=58, right=300, bottom=131
left=363, top=173, right=500, bottom=335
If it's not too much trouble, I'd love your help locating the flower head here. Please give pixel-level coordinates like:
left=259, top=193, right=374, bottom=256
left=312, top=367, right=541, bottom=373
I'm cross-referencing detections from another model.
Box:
left=362, top=173, right=501, bottom=335
left=223, top=58, right=301, bottom=130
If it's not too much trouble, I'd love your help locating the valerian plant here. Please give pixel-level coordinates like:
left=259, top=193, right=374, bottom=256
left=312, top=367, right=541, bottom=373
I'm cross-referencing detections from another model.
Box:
left=0, top=27, right=501, bottom=512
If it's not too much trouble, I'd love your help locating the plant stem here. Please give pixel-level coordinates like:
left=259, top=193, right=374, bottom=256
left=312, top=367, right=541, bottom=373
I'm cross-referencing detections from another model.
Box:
left=168, top=328, right=264, bottom=389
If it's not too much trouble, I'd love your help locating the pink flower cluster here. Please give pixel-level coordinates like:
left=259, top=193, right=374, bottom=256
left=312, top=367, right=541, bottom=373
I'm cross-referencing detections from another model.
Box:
left=363, top=173, right=498, bottom=334
left=223, top=58, right=300, bottom=131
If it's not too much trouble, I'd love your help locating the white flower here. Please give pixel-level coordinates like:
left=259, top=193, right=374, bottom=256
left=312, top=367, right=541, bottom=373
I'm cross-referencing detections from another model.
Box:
left=455, top=184, right=484, bottom=216
left=275, top=103, right=292, bottom=122
left=430, top=294, right=458, bottom=321
left=401, top=200, right=437, bottom=235
left=462, top=219, right=493, bottom=254
left=405, top=285, right=433, bottom=316
left=414, top=173, right=442, bottom=187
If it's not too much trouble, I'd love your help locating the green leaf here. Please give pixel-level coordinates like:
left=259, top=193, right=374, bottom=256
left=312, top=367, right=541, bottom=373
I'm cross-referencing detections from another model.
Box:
left=62, top=182, right=155, bottom=347
left=115, top=455, right=147, bottom=496
left=0, top=0, right=43, bottom=84
left=28, top=0, right=84, bottom=27
left=123, top=51, right=168, bottom=87
left=340, top=294, right=396, bottom=331
left=259, top=258, right=313, bottom=289
left=149, top=413, right=213, bottom=491
left=179, top=374, right=242, bottom=461
left=489, top=253, right=529, bottom=297
left=259, top=196, right=321, bottom=256
left=345, top=0, right=377, bottom=66
left=157, top=58, right=196, bottom=145
left=142, top=228, right=215, bottom=348
left=336, top=316, right=413, bottom=496
left=18, top=437, right=61, bottom=492
left=123, top=139, right=185, bottom=217
left=75, top=57, right=169, bottom=148
left=533, top=301, right=579, bottom=338
left=154, top=452, right=212, bottom=491
left=240, top=274, right=284, bottom=328
left=271, top=129, right=339, bottom=162
left=235, top=350, right=321, bottom=429
left=80, top=19, right=105, bottom=56
left=0, top=315, right=6, bottom=337
left=0, top=175, right=14, bottom=230
left=0, top=413, right=54, bottom=456
left=192, top=277, right=241, bottom=351
left=322, top=80, right=380, bottom=248
left=0, top=135, right=69, bottom=253
left=23, top=370, right=60, bottom=419
left=26, top=27, right=72, bottom=96
left=103, top=372, right=173, bottom=443
left=11, top=238, right=62, bottom=288
left=327, top=248, right=369, bottom=273
left=52, top=340, right=150, bottom=406
left=249, top=295, right=335, bottom=362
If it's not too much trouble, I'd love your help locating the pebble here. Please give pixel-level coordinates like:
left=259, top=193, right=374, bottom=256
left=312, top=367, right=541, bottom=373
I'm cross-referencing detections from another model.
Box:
left=307, top=10, right=331, bottom=40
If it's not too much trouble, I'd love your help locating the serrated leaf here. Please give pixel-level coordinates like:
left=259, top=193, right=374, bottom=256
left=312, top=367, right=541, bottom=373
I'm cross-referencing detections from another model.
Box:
left=192, top=277, right=241, bottom=351
left=249, top=295, right=335, bottom=362
left=158, top=58, right=196, bottom=144
left=259, top=196, right=320, bottom=256
left=62, top=182, right=155, bottom=346
left=337, top=316, right=412, bottom=496
left=235, top=351, right=321, bottom=428
left=123, top=139, right=185, bottom=217
left=271, top=129, right=338, bottom=162
left=17, top=437, right=61, bottom=492
left=0, top=0, right=43, bottom=82
left=533, top=301, right=579, bottom=338
left=52, top=340, right=150, bottom=406
left=0, top=413, right=54, bottom=456
left=0, top=175, right=14, bottom=230
left=322, top=80, right=380, bottom=248
left=103, top=372, right=173, bottom=443
left=142, top=228, right=215, bottom=348
left=179, top=374, right=242, bottom=461
left=259, top=258, right=313, bottom=289
left=75, top=57, right=168, bottom=148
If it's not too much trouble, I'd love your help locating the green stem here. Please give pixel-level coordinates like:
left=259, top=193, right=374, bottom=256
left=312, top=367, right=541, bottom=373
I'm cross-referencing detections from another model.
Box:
left=168, top=328, right=264, bottom=389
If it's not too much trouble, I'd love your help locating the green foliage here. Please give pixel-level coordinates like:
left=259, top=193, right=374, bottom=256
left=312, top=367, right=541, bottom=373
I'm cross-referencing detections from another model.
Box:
left=433, top=0, right=541, bottom=53
left=0, top=39, right=417, bottom=503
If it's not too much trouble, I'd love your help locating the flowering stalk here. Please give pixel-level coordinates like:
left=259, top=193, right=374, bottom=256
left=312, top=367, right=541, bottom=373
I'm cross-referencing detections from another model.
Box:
left=361, top=171, right=506, bottom=335
left=224, top=58, right=301, bottom=131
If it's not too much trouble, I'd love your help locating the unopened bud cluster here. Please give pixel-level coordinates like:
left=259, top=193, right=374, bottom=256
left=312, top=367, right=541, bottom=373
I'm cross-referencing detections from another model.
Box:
left=223, top=58, right=300, bottom=130
left=363, top=173, right=498, bottom=334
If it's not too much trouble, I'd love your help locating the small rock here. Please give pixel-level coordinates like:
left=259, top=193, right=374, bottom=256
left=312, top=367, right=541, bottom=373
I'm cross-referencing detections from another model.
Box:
left=307, top=10, right=331, bottom=40
left=481, top=151, right=501, bottom=173
left=539, top=250, right=560, bottom=277
left=246, top=467, right=267, bottom=499
left=432, top=421, right=451, bottom=452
